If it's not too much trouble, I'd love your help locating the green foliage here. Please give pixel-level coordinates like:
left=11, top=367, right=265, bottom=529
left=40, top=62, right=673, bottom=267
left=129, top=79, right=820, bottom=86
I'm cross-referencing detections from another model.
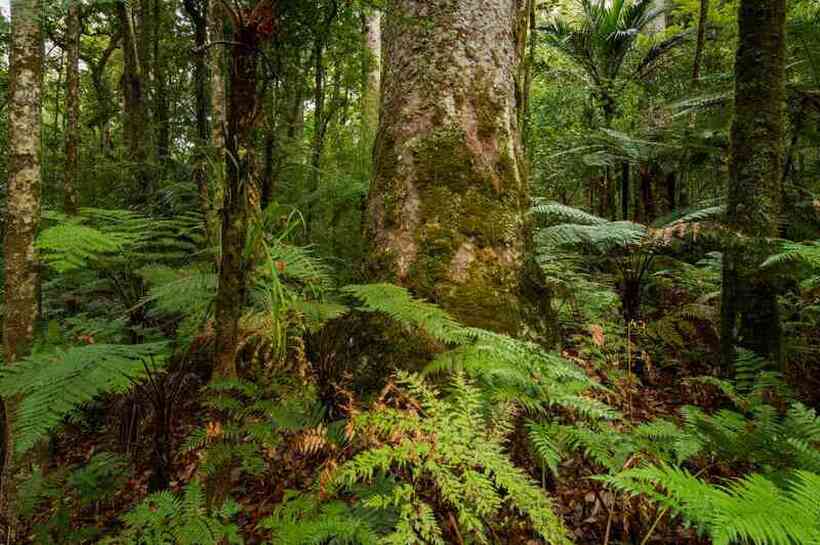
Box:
left=261, top=489, right=387, bottom=545
left=605, top=466, right=820, bottom=545
left=183, top=378, right=322, bottom=479
left=345, top=282, right=614, bottom=420
left=37, top=208, right=203, bottom=273
left=342, top=283, right=464, bottom=344
left=102, top=481, right=243, bottom=545
left=0, top=342, right=168, bottom=453
left=331, top=372, right=572, bottom=545
left=17, top=453, right=132, bottom=545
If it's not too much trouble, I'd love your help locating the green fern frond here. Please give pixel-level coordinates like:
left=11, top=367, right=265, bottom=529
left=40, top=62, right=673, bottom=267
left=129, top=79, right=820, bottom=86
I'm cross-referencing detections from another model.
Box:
left=342, top=284, right=465, bottom=344
left=0, top=342, right=168, bottom=453
left=530, top=202, right=608, bottom=226
left=606, top=465, right=820, bottom=545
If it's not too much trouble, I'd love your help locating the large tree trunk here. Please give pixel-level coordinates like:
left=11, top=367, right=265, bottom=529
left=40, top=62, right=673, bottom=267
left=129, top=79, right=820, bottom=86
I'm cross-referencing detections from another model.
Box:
left=213, top=13, right=262, bottom=380
left=64, top=0, right=81, bottom=214
left=1, top=0, right=43, bottom=536
left=365, top=0, right=537, bottom=336
left=720, top=0, right=786, bottom=370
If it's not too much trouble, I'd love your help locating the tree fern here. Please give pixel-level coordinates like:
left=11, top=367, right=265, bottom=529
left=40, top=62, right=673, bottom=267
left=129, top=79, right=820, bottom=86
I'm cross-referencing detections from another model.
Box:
left=0, top=342, right=168, bottom=453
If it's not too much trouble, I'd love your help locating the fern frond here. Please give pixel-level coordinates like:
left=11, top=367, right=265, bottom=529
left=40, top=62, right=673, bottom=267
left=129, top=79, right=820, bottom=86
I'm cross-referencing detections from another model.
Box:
left=0, top=343, right=168, bottom=453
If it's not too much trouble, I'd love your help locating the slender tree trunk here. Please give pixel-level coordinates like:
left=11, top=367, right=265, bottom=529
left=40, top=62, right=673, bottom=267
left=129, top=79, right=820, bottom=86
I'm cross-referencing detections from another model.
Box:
left=261, top=131, right=275, bottom=209
left=153, top=0, right=170, bottom=166
left=64, top=0, right=81, bottom=214
left=213, top=14, right=263, bottom=380
left=183, top=0, right=218, bottom=245
left=366, top=0, right=539, bottom=336
left=692, top=0, right=709, bottom=84
left=117, top=1, right=153, bottom=203
left=1, top=0, right=43, bottom=537
left=362, top=10, right=381, bottom=148
left=308, top=39, right=327, bottom=234
left=621, top=161, right=630, bottom=220
left=208, top=0, right=226, bottom=159
left=720, top=0, right=786, bottom=370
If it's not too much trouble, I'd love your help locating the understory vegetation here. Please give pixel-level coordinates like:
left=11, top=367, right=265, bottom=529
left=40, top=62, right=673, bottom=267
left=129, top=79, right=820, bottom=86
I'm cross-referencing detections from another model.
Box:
left=0, top=0, right=818, bottom=544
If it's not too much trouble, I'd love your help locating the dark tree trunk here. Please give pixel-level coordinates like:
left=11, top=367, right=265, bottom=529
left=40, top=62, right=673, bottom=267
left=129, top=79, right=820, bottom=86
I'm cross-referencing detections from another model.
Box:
left=213, top=8, right=267, bottom=379
left=117, top=1, right=153, bottom=203
left=64, top=0, right=81, bottom=214
left=153, top=0, right=170, bottom=166
left=183, top=0, right=218, bottom=245
left=366, top=0, right=541, bottom=337
left=665, top=171, right=677, bottom=213
left=692, top=0, right=709, bottom=84
left=307, top=2, right=338, bottom=234
left=621, top=161, right=630, bottom=220
left=720, top=0, right=786, bottom=370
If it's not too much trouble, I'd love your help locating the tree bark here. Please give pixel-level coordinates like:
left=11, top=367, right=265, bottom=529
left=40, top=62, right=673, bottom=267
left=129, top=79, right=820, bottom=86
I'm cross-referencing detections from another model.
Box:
left=365, top=0, right=537, bottom=336
left=620, top=161, right=630, bottom=220
left=117, top=0, right=153, bottom=203
left=1, top=0, right=43, bottom=536
left=213, top=6, right=267, bottom=379
left=64, top=0, right=81, bottom=214
left=152, top=0, right=170, bottom=166
left=692, top=0, right=709, bottom=84
left=183, top=0, right=218, bottom=245
left=720, top=0, right=786, bottom=370
left=208, top=0, right=226, bottom=159
left=307, top=1, right=338, bottom=234
left=362, top=10, right=381, bottom=147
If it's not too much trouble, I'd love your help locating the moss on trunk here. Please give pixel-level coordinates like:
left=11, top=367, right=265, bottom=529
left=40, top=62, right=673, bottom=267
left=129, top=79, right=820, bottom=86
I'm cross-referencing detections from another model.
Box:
left=366, top=0, right=549, bottom=339
left=721, top=0, right=787, bottom=370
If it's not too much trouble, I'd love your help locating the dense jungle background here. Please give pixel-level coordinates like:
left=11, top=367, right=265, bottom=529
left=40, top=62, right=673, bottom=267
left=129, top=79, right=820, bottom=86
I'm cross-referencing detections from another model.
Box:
left=0, top=0, right=818, bottom=543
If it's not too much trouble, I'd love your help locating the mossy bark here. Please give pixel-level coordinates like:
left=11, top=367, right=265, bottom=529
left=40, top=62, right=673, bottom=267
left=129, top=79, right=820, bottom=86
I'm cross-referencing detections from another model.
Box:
left=213, top=20, right=261, bottom=380
left=366, top=0, right=549, bottom=339
left=2, top=0, right=43, bottom=536
left=720, top=0, right=786, bottom=370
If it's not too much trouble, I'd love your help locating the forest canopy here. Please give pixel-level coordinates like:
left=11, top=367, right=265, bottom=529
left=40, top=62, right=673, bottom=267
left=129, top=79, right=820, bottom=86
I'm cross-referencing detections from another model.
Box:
left=0, top=0, right=818, bottom=544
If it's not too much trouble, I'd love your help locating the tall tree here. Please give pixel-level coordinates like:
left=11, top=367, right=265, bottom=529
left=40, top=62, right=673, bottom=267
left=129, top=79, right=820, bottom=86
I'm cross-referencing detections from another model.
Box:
left=208, top=0, right=226, bottom=160
left=117, top=0, right=153, bottom=202
left=365, top=0, right=538, bottom=336
left=692, top=0, right=709, bottom=84
left=1, top=0, right=43, bottom=535
left=307, top=0, right=339, bottom=233
left=720, top=0, right=787, bottom=369
left=183, top=0, right=218, bottom=244
left=64, top=0, right=81, bottom=214
left=213, top=0, right=278, bottom=379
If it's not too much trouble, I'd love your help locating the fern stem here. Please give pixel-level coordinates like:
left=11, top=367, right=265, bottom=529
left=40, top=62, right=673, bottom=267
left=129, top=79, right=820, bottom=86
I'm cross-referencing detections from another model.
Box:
left=639, top=506, right=668, bottom=545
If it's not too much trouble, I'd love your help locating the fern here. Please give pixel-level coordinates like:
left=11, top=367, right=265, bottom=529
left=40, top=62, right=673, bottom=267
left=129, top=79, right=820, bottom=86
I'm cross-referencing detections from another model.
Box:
left=260, top=489, right=385, bottom=545
left=342, top=284, right=465, bottom=344
left=332, top=372, right=572, bottom=545
left=0, top=342, right=168, bottom=453
left=102, top=481, right=243, bottom=545
left=605, top=466, right=820, bottom=545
